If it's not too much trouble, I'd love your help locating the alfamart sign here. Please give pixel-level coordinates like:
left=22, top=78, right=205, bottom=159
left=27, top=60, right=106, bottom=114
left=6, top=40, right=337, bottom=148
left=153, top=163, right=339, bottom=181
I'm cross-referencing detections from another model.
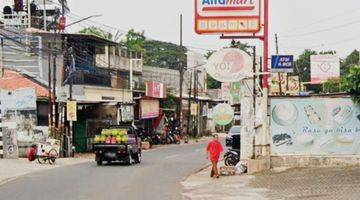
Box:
left=195, top=0, right=261, bottom=34
left=206, top=48, right=253, bottom=82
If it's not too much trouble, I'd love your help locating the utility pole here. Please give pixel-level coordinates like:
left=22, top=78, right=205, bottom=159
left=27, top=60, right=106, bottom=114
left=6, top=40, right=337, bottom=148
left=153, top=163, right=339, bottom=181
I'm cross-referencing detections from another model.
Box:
left=275, top=33, right=282, bottom=95
left=194, top=70, right=199, bottom=138
left=186, top=71, right=192, bottom=137
left=43, top=0, right=47, bottom=31
left=27, top=0, right=32, bottom=28
left=48, top=42, right=53, bottom=131
left=179, top=14, right=184, bottom=135
left=69, top=46, right=75, bottom=157
left=0, top=37, right=4, bottom=78
left=52, top=44, right=57, bottom=132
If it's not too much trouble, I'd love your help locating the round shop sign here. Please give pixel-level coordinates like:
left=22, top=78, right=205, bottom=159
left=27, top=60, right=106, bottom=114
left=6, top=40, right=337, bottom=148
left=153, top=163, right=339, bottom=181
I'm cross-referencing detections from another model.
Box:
left=212, top=103, right=234, bottom=126
left=205, top=48, right=253, bottom=83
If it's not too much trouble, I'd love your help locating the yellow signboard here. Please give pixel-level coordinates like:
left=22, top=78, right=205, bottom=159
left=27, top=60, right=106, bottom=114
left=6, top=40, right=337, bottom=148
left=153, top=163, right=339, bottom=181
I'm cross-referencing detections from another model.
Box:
left=67, top=101, right=77, bottom=121
left=191, top=103, right=198, bottom=116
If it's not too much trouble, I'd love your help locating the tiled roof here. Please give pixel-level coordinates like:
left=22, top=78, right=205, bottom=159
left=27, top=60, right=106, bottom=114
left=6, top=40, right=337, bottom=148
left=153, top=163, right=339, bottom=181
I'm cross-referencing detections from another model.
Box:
left=0, top=69, right=49, bottom=97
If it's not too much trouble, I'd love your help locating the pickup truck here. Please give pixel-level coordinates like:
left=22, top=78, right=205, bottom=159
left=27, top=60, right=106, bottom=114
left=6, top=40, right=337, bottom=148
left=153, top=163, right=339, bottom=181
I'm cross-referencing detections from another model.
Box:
left=93, top=125, right=141, bottom=165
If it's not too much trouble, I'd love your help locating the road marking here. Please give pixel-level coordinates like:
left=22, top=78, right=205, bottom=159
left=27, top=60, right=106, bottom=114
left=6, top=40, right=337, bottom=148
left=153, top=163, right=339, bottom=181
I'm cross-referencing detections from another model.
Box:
left=164, top=154, right=180, bottom=160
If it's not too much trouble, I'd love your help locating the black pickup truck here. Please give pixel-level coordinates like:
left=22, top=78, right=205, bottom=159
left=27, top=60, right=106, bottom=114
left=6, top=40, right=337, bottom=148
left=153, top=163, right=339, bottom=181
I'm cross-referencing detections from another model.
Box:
left=93, top=125, right=142, bottom=165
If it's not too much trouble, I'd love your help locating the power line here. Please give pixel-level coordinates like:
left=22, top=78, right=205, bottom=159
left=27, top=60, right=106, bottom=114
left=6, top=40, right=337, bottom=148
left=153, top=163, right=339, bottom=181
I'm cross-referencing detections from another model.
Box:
left=281, top=19, right=360, bottom=38
left=279, top=6, right=360, bottom=34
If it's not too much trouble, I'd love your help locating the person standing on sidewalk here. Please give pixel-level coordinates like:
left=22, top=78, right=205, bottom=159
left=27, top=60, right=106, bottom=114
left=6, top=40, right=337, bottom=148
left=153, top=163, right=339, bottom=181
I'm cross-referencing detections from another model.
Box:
left=206, top=134, right=223, bottom=178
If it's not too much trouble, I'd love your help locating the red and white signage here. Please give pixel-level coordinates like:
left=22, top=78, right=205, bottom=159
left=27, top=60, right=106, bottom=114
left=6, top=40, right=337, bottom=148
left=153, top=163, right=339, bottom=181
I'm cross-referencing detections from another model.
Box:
left=310, top=55, right=340, bottom=84
left=140, top=99, right=160, bottom=119
left=195, top=0, right=261, bottom=34
left=145, top=82, right=167, bottom=99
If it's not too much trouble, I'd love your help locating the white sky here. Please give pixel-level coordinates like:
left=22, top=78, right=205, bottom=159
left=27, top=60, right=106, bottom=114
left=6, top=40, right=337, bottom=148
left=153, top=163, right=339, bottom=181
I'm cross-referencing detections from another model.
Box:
left=2, top=0, right=360, bottom=58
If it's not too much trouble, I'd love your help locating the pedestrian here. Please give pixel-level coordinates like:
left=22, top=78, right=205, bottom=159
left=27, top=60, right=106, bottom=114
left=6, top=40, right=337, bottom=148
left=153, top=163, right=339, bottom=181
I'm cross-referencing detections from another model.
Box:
left=206, top=134, right=223, bottom=178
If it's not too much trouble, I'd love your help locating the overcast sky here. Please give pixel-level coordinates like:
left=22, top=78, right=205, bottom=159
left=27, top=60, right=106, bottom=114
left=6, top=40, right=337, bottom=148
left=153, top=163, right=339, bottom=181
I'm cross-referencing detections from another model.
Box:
left=2, top=0, right=360, bottom=58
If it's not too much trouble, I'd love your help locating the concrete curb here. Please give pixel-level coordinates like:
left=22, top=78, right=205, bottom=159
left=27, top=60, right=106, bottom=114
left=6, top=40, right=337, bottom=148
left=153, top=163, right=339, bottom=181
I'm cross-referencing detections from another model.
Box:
left=0, top=159, right=92, bottom=186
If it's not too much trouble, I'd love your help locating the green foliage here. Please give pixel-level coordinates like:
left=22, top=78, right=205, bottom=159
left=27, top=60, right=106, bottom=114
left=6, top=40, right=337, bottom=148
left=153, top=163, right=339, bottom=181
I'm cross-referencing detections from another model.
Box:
left=294, top=49, right=317, bottom=83
left=143, top=40, right=186, bottom=69
left=78, top=26, right=113, bottom=41
left=342, top=66, right=360, bottom=104
left=161, top=92, right=179, bottom=109
left=230, top=40, right=251, bottom=55
left=323, top=78, right=340, bottom=93
left=341, top=50, right=359, bottom=76
left=123, top=29, right=146, bottom=52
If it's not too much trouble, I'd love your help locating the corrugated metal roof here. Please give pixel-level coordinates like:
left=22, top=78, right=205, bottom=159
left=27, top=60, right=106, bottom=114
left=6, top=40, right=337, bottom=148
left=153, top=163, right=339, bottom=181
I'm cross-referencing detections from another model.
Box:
left=0, top=69, right=49, bottom=97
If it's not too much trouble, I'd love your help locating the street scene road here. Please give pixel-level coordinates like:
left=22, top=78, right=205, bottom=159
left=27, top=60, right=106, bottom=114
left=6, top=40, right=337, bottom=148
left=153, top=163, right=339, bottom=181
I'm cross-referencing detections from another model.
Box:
left=1, top=0, right=360, bottom=199
left=0, top=141, right=208, bottom=200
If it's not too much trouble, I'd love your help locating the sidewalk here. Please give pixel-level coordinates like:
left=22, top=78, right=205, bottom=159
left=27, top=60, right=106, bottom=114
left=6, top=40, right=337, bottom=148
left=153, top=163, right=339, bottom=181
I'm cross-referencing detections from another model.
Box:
left=182, top=163, right=360, bottom=200
left=181, top=162, right=268, bottom=200
left=0, top=157, right=93, bottom=186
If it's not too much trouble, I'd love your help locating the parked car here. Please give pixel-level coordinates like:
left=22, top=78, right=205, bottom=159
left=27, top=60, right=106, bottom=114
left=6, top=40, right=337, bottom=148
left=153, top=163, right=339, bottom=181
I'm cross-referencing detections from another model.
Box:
left=93, top=125, right=142, bottom=165
left=225, top=126, right=241, bottom=150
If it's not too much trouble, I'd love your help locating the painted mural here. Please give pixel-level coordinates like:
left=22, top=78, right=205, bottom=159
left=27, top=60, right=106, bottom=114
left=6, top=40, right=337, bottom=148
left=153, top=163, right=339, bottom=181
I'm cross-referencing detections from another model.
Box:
left=270, top=98, right=360, bottom=155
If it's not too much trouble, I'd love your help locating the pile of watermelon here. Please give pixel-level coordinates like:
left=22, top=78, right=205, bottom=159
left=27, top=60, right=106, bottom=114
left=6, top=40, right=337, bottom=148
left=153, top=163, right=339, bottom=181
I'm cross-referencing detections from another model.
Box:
left=94, top=129, right=135, bottom=144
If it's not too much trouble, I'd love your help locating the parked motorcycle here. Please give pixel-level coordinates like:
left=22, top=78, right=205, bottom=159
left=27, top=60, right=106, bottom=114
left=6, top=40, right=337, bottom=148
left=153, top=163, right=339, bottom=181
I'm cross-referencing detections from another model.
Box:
left=224, top=148, right=240, bottom=166
left=137, top=128, right=153, bottom=148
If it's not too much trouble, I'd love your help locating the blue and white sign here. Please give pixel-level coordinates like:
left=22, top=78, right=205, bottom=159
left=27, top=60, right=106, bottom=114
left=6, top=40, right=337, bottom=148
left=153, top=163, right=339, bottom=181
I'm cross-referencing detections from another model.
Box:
left=271, top=55, right=294, bottom=73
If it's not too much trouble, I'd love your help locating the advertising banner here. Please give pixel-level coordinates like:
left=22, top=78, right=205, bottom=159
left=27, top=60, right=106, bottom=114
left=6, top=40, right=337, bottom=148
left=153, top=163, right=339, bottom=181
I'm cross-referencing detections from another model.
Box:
left=270, top=98, right=360, bottom=155
left=195, top=0, right=261, bottom=34
left=121, top=105, right=133, bottom=122
left=212, top=103, right=234, bottom=125
left=311, top=55, right=340, bottom=83
left=67, top=101, right=77, bottom=121
left=191, top=103, right=198, bottom=116
left=270, top=73, right=286, bottom=94
left=287, top=76, right=300, bottom=95
left=141, top=99, right=160, bottom=119
left=146, top=82, right=167, bottom=99
left=221, top=83, right=231, bottom=100
left=271, top=55, right=294, bottom=73
left=206, top=48, right=253, bottom=83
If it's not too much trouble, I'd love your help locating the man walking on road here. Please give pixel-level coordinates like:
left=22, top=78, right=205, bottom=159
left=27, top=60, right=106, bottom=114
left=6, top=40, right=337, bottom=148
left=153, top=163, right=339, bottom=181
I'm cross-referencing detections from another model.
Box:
left=206, top=134, right=223, bottom=178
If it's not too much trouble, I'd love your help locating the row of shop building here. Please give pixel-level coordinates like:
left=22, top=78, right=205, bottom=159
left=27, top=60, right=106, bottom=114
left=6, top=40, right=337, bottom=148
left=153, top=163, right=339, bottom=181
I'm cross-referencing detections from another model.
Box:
left=0, top=28, right=222, bottom=158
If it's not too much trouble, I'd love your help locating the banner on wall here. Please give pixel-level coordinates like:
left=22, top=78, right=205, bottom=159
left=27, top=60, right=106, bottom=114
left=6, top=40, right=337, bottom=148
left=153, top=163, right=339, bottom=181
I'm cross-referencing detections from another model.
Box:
left=270, top=98, right=360, bottom=155
left=141, top=99, right=160, bottom=119
left=146, top=82, right=167, bottom=99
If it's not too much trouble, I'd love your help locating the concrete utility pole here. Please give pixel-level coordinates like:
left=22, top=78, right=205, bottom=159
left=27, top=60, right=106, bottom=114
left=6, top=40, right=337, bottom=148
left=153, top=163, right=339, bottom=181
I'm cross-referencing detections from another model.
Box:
left=0, top=37, right=4, bottom=78
left=48, top=42, right=53, bottom=130
left=43, top=0, right=47, bottom=31
left=275, top=33, right=282, bottom=95
left=186, top=71, right=192, bottom=137
left=179, top=14, right=184, bottom=135
left=27, top=0, right=32, bottom=28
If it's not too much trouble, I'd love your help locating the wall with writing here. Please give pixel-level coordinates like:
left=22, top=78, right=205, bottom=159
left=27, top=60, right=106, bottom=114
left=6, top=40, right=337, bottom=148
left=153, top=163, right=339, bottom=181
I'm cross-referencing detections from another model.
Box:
left=270, top=97, right=360, bottom=155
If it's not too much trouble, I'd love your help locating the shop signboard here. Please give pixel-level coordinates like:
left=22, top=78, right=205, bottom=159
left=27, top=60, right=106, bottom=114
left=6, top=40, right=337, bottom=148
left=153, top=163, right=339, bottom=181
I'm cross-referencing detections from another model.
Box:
left=270, top=98, right=360, bottom=155
left=205, top=48, right=253, bottom=83
left=141, top=99, right=160, bottom=119
left=121, top=105, right=133, bottom=122
left=271, top=55, right=294, bottom=73
left=195, top=0, right=261, bottom=34
left=212, top=103, right=234, bottom=125
left=67, top=101, right=77, bottom=121
left=191, top=103, right=198, bottom=116
left=311, top=55, right=340, bottom=83
left=146, top=82, right=167, bottom=99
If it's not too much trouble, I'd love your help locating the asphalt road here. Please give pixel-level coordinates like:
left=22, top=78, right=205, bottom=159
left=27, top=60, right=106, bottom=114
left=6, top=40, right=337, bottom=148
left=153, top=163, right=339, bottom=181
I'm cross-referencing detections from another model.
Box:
left=0, top=141, right=210, bottom=200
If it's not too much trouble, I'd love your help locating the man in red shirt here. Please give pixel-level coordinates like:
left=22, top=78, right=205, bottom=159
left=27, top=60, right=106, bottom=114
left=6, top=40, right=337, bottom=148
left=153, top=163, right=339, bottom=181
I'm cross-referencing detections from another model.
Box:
left=206, top=134, right=223, bottom=178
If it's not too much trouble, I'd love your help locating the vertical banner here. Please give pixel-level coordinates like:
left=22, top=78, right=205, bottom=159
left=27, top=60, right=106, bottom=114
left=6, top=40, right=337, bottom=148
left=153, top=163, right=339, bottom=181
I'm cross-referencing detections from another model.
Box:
left=67, top=101, right=77, bottom=121
left=191, top=103, right=198, bottom=116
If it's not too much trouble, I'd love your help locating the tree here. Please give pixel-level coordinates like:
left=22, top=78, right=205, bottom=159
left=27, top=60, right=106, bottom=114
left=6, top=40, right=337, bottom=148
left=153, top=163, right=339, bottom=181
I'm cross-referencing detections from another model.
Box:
left=204, top=51, right=221, bottom=89
left=341, top=50, right=359, bottom=76
left=342, top=65, right=360, bottom=104
left=123, top=29, right=146, bottom=52
left=294, top=49, right=317, bottom=83
left=78, top=26, right=113, bottom=41
left=323, top=78, right=340, bottom=93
